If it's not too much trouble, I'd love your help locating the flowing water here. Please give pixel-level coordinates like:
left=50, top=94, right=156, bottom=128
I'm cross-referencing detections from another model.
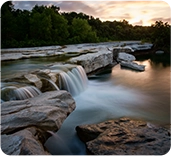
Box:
left=1, top=53, right=170, bottom=155
left=45, top=54, right=170, bottom=155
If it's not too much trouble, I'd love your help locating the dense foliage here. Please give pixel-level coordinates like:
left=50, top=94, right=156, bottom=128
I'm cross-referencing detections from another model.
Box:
left=1, top=1, right=170, bottom=52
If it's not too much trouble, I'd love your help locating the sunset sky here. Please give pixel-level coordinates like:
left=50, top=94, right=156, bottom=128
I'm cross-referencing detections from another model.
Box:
left=4, top=0, right=171, bottom=26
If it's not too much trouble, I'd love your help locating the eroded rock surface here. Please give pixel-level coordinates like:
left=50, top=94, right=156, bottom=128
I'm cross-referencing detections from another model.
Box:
left=76, top=118, right=170, bottom=155
left=1, top=90, right=76, bottom=155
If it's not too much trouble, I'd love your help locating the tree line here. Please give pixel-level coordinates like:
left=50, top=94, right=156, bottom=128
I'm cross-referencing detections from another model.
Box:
left=1, top=1, right=170, bottom=52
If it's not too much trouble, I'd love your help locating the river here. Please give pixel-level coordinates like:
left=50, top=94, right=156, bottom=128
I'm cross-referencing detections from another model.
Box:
left=1, top=53, right=170, bottom=155
left=45, top=53, right=170, bottom=155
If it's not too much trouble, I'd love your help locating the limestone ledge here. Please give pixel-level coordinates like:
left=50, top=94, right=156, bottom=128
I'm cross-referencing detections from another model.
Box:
left=68, top=48, right=113, bottom=74
left=1, top=41, right=142, bottom=61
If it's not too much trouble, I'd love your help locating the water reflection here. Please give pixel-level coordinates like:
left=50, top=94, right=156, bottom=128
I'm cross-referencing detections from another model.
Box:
left=111, top=59, right=170, bottom=124
left=1, top=55, right=71, bottom=80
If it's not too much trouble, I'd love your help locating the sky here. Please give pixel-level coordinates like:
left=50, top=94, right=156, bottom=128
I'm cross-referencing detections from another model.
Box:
left=2, top=0, right=171, bottom=26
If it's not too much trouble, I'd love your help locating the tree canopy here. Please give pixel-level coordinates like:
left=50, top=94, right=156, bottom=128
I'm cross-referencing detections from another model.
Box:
left=1, top=1, right=170, bottom=52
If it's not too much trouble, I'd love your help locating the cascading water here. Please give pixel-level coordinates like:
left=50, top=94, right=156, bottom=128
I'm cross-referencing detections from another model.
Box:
left=50, top=65, right=88, bottom=96
left=1, top=85, right=42, bottom=102
left=1, top=65, right=88, bottom=102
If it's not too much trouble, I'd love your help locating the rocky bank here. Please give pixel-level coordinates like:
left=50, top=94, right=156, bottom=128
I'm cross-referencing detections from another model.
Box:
left=1, top=41, right=156, bottom=155
left=1, top=90, right=76, bottom=155
left=76, top=117, right=170, bottom=155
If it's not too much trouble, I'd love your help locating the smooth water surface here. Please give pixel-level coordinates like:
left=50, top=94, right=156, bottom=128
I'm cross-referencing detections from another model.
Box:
left=45, top=54, right=170, bottom=155
left=1, top=55, right=71, bottom=80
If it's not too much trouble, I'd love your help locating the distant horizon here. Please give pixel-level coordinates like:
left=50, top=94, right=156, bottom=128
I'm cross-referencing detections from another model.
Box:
left=6, top=0, right=170, bottom=26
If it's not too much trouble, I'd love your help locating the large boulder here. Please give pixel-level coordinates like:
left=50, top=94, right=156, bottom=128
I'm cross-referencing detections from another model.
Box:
left=76, top=118, right=170, bottom=155
left=1, top=90, right=75, bottom=134
left=68, top=48, right=113, bottom=74
left=1, top=90, right=76, bottom=155
left=1, top=127, right=50, bottom=155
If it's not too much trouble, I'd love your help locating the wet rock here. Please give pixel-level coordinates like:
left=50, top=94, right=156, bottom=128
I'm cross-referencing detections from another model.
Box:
left=24, top=74, right=42, bottom=89
left=76, top=118, right=170, bottom=155
left=3, top=72, right=59, bottom=93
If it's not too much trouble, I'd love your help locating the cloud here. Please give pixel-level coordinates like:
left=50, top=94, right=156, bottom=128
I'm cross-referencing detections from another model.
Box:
left=13, top=1, right=96, bottom=15
left=13, top=1, right=51, bottom=10
left=149, top=17, right=171, bottom=24
left=57, top=1, right=96, bottom=15
left=133, top=20, right=143, bottom=26
left=12, top=1, right=171, bottom=26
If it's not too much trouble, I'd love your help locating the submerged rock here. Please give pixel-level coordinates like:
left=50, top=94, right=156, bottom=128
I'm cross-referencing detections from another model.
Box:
left=76, top=118, right=170, bottom=155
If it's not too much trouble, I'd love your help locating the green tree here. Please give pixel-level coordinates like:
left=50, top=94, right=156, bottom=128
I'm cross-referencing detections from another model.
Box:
left=151, top=21, right=170, bottom=50
left=1, top=1, right=16, bottom=45
left=13, top=9, right=30, bottom=41
left=50, top=12, right=69, bottom=43
left=29, top=6, right=52, bottom=41
left=70, top=18, right=98, bottom=43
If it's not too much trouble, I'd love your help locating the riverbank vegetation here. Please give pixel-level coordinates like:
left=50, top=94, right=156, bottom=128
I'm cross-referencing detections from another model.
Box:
left=1, top=1, right=170, bottom=52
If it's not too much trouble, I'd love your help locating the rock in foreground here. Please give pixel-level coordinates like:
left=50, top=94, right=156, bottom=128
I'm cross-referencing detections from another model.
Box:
left=1, top=90, right=76, bottom=155
left=76, top=118, right=170, bottom=155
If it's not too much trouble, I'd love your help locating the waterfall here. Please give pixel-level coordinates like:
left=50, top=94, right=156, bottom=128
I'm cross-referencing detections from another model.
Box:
left=1, top=65, right=88, bottom=101
left=58, top=65, right=88, bottom=96
left=1, top=85, right=42, bottom=102
left=14, top=86, right=42, bottom=100
left=44, top=78, right=60, bottom=91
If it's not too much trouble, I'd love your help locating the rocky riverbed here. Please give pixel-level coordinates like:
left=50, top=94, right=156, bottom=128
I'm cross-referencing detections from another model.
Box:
left=2, top=41, right=167, bottom=155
